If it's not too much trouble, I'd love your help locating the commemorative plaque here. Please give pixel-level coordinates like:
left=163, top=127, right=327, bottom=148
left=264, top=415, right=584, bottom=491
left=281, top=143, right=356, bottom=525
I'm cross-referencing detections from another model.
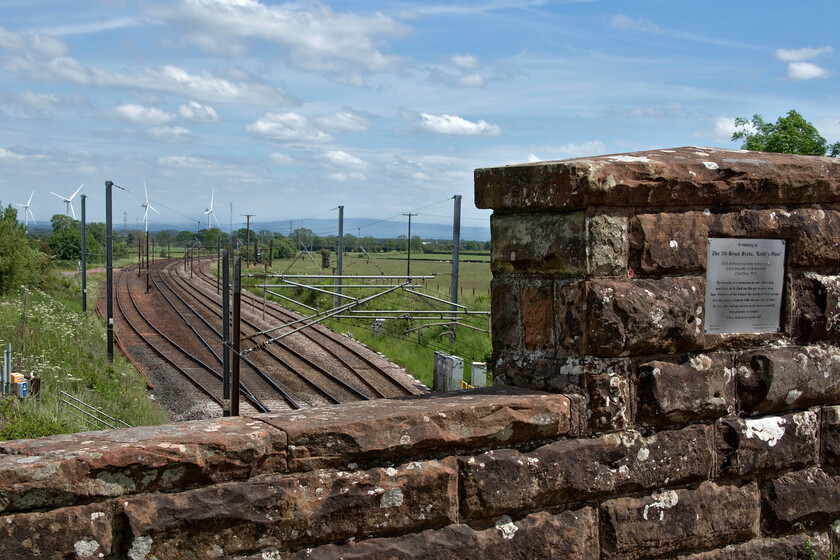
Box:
left=704, top=238, right=786, bottom=334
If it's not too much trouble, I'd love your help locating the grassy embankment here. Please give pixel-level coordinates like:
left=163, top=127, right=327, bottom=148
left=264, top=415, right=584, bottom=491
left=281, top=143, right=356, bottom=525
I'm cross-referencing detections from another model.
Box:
left=237, top=250, right=493, bottom=388
left=0, top=265, right=168, bottom=440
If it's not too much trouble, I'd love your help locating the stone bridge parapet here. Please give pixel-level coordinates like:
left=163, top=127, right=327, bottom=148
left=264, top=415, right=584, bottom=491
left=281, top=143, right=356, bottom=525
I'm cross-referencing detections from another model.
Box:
left=2, top=146, right=840, bottom=559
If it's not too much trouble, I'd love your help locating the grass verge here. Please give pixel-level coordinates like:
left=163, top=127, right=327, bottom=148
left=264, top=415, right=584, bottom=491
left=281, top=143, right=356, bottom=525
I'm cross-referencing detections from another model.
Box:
left=0, top=272, right=168, bottom=440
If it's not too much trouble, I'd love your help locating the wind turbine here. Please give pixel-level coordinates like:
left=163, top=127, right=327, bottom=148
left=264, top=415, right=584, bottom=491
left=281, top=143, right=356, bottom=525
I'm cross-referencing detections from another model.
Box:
left=15, top=191, right=36, bottom=227
left=50, top=184, right=84, bottom=219
left=204, top=188, right=221, bottom=229
left=142, top=182, right=159, bottom=232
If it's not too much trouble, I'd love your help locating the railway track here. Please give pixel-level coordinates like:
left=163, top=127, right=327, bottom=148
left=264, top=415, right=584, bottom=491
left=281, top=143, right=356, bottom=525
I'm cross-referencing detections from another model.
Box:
left=110, top=257, right=424, bottom=421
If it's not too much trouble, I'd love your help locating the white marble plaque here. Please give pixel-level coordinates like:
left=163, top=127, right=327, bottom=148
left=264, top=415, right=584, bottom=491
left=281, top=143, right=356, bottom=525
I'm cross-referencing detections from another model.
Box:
left=705, top=238, right=786, bottom=334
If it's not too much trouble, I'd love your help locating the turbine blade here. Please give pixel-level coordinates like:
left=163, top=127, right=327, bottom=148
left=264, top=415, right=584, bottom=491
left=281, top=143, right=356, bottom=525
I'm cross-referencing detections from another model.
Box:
left=70, top=183, right=84, bottom=200
left=28, top=209, right=36, bottom=225
left=27, top=190, right=34, bottom=205
left=70, top=204, right=76, bottom=220
left=149, top=205, right=159, bottom=214
left=144, top=182, right=149, bottom=204
left=212, top=212, right=221, bottom=228
left=209, top=188, right=214, bottom=210
left=50, top=191, right=65, bottom=200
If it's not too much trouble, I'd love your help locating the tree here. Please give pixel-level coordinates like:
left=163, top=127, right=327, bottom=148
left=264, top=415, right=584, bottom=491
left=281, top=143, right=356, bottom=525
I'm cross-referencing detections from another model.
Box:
left=732, top=110, right=840, bottom=157
left=0, top=205, right=36, bottom=294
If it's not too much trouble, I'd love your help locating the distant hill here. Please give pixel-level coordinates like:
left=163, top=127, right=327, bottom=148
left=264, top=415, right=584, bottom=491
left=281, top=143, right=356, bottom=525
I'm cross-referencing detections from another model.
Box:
left=24, top=218, right=491, bottom=242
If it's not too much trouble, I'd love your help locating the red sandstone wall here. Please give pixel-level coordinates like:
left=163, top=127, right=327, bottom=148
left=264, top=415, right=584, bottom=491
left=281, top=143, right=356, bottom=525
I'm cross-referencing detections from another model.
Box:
left=1, top=147, right=839, bottom=559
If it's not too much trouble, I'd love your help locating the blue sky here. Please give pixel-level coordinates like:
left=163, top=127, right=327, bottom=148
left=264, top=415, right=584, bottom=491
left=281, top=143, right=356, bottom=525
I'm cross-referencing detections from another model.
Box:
left=1, top=0, right=838, bottom=235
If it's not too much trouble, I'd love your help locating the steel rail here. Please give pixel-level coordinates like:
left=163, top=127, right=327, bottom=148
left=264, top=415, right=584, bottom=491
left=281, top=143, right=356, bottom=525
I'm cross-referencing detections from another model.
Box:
left=194, top=262, right=413, bottom=397
left=154, top=260, right=304, bottom=409
left=166, top=260, right=358, bottom=404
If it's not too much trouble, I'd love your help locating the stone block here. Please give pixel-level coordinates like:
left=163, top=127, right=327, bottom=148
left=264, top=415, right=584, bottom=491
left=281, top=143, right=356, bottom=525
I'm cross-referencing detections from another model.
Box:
left=461, top=425, right=713, bottom=518
left=825, top=405, right=840, bottom=476
left=276, top=508, right=599, bottom=560
left=631, top=211, right=711, bottom=275
left=672, top=534, right=831, bottom=560
left=0, top=416, right=287, bottom=513
left=600, top=481, right=760, bottom=560
left=636, top=354, right=735, bottom=426
left=587, top=211, right=629, bottom=275
left=122, top=458, right=459, bottom=557
left=582, top=359, right=633, bottom=433
left=763, top=467, right=840, bottom=534
left=490, top=212, right=586, bottom=275
left=490, top=276, right=523, bottom=353
left=258, top=388, right=572, bottom=471
left=735, top=344, right=840, bottom=415
left=585, top=277, right=705, bottom=357
left=791, top=273, right=840, bottom=341
left=0, top=502, right=114, bottom=559
left=716, top=411, right=819, bottom=478
left=629, top=208, right=840, bottom=276
left=475, top=147, right=840, bottom=211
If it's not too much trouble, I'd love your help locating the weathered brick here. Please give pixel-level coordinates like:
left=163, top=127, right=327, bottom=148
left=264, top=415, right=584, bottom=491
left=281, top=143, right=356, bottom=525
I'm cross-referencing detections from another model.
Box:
left=630, top=208, right=840, bottom=276
left=475, top=147, right=840, bottom=211
left=490, top=276, right=523, bottom=353
left=0, top=416, right=287, bottom=513
left=0, top=502, right=114, bottom=559
left=258, top=388, right=572, bottom=471
left=585, top=277, right=705, bottom=357
left=521, top=279, right=555, bottom=352
left=274, top=508, right=599, bottom=560
left=587, top=211, right=629, bottom=275
left=791, top=273, right=840, bottom=341
left=825, top=405, right=840, bottom=475
left=461, top=425, right=713, bottom=518
left=600, top=481, right=759, bottom=560
left=716, top=411, right=819, bottom=478
left=490, top=211, right=586, bottom=275
left=122, top=458, right=458, bottom=557
left=736, top=344, right=840, bottom=415
left=763, top=467, right=840, bottom=534
left=636, top=354, right=735, bottom=426
left=583, top=359, right=633, bottom=433
left=673, top=534, right=831, bottom=560
left=631, top=211, right=711, bottom=275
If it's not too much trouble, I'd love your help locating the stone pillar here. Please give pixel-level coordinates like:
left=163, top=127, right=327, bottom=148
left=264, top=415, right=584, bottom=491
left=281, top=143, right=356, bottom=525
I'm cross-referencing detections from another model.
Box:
left=476, top=146, right=840, bottom=434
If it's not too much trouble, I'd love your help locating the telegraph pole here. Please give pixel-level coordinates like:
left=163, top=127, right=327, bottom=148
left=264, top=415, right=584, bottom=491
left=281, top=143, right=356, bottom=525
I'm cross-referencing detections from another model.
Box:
left=403, top=212, right=417, bottom=277
left=337, top=205, right=344, bottom=306
left=105, top=181, right=114, bottom=362
left=80, top=195, right=87, bottom=313
left=450, top=195, right=462, bottom=341
left=242, top=214, right=254, bottom=267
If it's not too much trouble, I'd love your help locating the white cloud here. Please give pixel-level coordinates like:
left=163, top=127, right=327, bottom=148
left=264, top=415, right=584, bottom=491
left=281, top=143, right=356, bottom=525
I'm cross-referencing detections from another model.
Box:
left=615, top=102, right=684, bottom=119
left=324, top=150, right=368, bottom=168
left=246, top=112, right=332, bottom=142
left=18, top=91, right=61, bottom=110
left=149, top=0, right=407, bottom=73
left=0, top=26, right=69, bottom=57
left=712, top=116, right=739, bottom=142
left=787, top=61, right=829, bottom=80
left=610, top=15, right=658, bottom=32
left=179, top=100, right=220, bottom=122
left=315, top=110, right=370, bottom=132
left=452, top=53, right=479, bottom=69
left=111, top=104, right=176, bottom=125
left=776, top=46, right=833, bottom=62
left=419, top=113, right=500, bottom=136
left=157, top=155, right=216, bottom=168
left=269, top=153, right=294, bottom=165
left=458, top=73, right=485, bottom=87
left=329, top=171, right=367, bottom=182
left=147, top=126, right=196, bottom=142
left=529, top=141, right=608, bottom=162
